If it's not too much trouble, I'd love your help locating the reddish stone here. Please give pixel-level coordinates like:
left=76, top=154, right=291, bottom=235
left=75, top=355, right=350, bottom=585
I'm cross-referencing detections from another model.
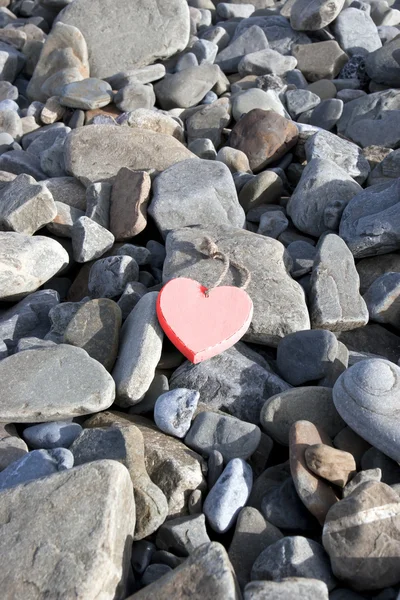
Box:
left=110, top=168, right=151, bottom=240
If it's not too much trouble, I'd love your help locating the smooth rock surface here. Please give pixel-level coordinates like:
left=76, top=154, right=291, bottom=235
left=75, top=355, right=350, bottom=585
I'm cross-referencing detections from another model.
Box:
left=154, top=389, right=199, bottom=439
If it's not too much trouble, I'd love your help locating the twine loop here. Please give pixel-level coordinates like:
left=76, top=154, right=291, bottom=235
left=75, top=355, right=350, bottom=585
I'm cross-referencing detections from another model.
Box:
left=199, top=236, right=251, bottom=297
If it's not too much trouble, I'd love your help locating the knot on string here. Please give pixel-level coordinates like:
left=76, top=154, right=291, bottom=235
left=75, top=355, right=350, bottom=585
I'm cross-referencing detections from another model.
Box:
left=200, top=236, right=251, bottom=297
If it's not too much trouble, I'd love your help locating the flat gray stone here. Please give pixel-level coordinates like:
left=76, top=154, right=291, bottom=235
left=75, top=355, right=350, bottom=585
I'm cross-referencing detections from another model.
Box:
left=305, top=129, right=370, bottom=184
left=332, top=8, right=382, bottom=57
left=215, top=25, right=270, bottom=74
left=58, top=0, right=190, bottom=78
left=154, top=389, right=199, bottom=439
left=277, top=329, right=339, bottom=385
left=185, top=411, right=261, bottom=462
left=163, top=225, right=310, bottom=346
left=64, top=125, right=195, bottom=186
left=112, top=292, right=163, bottom=407
left=309, top=233, right=368, bottom=331
left=368, top=148, right=400, bottom=186
left=154, top=65, right=220, bottom=110
left=337, top=90, right=400, bottom=148
left=0, top=344, right=115, bottom=422
left=339, top=179, right=400, bottom=258
left=0, top=460, right=135, bottom=600
left=260, top=387, right=345, bottom=445
left=71, top=424, right=168, bottom=540
left=171, top=343, right=290, bottom=424
left=260, top=475, right=317, bottom=530
left=203, top=458, right=253, bottom=533
left=251, top=536, right=336, bottom=590
left=287, top=158, right=362, bottom=238
left=125, top=542, right=240, bottom=600
left=186, top=103, right=230, bottom=148
left=285, top=89, right=320, bottom=120
left=60, top=78, right=113, bottom=109
left=238, top=49, right=297, bottom=77
left=290, top=0, right=345, bottom=31
left=333, top=359, right=400, bottom=463
left=0, top=232, right=69, bottom=301
left=149, top=159, right=245, bottom=239
left=244, top=580, right=329, bottom=600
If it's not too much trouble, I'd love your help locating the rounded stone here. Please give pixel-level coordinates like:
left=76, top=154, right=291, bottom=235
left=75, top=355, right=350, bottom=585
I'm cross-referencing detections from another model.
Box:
left=22, top=421, right=83, bottom=450
left=203, top=458, right=253, bottom=533
left=333, top=359, right=400, bottom=462
left=154, top=389, right=199, bottom=439
left=305, top=444, right=356, bottom=487
left=261, top=387, right=345, bottom=445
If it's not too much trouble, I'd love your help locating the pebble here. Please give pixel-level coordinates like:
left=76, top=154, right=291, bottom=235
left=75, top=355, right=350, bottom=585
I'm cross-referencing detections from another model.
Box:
left=215, top=24, right=270, bottom=73
left=251, top=536, right=336, bottom=590
left=309, top=98, right=344, bottom=131
left=88, top=255, right=139, bottom=299
left=305, top=444, right=356, bottom=487
left=203, top=458, right=253, bottom=533
left=185, top=411, right=261, bottom=462
left=71, top=216, right=114, bottom=263
left=333, top=359, right=400, bottom=462
left=22, top=421, right=82, bottom=449
left=154, top=389, right=199, bottom=438
left=0, top=448, right=74, bottom=491
left=156, top=514, right=210, bottom=556
left=114, top=83, right=155, bottom=112
left=292, top=41, right=348, bottom=82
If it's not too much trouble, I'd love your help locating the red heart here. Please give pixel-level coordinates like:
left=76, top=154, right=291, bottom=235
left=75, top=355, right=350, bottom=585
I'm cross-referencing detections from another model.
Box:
left=156, top=277, right=253, bottom=364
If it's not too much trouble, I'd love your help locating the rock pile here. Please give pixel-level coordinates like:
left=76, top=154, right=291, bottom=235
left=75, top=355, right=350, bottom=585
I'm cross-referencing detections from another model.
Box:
left=0, top=0, right=400, bottom=597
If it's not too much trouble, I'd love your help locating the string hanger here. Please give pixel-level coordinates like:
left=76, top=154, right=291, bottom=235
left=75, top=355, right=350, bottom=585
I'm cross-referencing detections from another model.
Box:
left=199, top=236, right=251, bottom=297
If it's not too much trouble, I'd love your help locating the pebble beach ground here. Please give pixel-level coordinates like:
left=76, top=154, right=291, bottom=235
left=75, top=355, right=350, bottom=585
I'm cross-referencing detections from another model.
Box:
left=0, top=0, right=400, bottom=597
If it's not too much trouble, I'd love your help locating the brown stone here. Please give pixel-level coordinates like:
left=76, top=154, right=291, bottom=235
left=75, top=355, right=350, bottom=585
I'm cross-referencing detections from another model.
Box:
left=290, top=420, right=339, bottom=525
left=293, top=41, right=348, bottom=83
left=229, top=109, right=298, bottom=173
left=64, top=298, right=122, bottom=371
left=85, top=104, right=122, bottom=124
left=323, top=481, right=400, bottom=590
left=305, top=443, right=356, bottom=487
left=110, top=168, right=151, bottom=240
left=83, top=411, right=207, bottom=518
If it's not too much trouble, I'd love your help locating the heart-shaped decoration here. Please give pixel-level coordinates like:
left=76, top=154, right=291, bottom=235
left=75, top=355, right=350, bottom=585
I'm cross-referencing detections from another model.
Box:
left=157, top=277, right=253, bottom=364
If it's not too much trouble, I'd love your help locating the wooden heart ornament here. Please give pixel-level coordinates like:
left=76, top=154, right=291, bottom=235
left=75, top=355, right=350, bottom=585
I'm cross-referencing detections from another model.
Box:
left=156, top=277, right=253, bottom=364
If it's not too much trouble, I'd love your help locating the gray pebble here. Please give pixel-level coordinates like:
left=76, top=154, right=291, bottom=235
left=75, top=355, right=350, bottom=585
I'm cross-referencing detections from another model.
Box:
left=0, top=448, right=73, bottom=491
left=88, top=255, right=139, bottom=299
left=156, top=514, right=210, bottom=556
left=154, top=388, right=199, bottom=438
left=141, top=564, right=172, bottom=586
left=22, top=421, right=82, bottom=449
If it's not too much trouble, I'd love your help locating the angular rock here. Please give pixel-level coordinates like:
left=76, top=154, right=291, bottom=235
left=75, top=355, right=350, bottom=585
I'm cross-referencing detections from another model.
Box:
left=309, top=233, right=369, bottom=331
left=125, top=542, right=240, bottom=600
left=85, top=181, right=111, bottom=229
left=110, top=168, right=151, bottom=240
left=0, top=344, right=115, bottom=422
left=215, top=24, right=269, bottom=74
left=0, top=460, right=135, bottom=599
left=71, top=425, right=168, bottom=539
left=63, top=298, right=122, bottom=371
left=292, top=41, right=348, bottom=82
left=154, top=64, right=220, bottom=110
left=112, top=292, right=163, bottom=406
left=84, top=411, right=206, bottom=518
left=72, top=216, right=114, bottom=262
left=186, top=103, right=230, bottom=148
left=149, top=159, right=245, bottom=238
left=232, top=89, right=286, bottom=121
left=0, top=232, right=68, bottom=301
left=333, top=358, right=400, bottom=463
left=47, top=201, right=84, bottom=238
left=261, top=387, right=345, bottom=445
left=305, top=129, right=370, bottom=184
left=88, top=255, right=139, bottom=299
left=229, top=109, right=298, bottom=172
left=285, top=89, right=320, bottom=120
left=339, top=179, right=400, bottom=258
left=323, top=481, right=400, bottom=590
left=64, top=125, right=195, bottom=186
left=287, top=159, right=361, bottom=238
left=174, top=226, right=309, bottom=342
left=290, top=0, right=345, bottom=31
left=203, top=458, right=253, bottom=533
left=185, top=411, right=261, bottom=462
left=229, top=507, right=283, bottom=589
left=155, top=514, right=210, bottom=556
left=251, top=536, right=336, bottom=589
left=59, top=0, right=190, bottom=78
left=290, top=421, right=339, bottom=524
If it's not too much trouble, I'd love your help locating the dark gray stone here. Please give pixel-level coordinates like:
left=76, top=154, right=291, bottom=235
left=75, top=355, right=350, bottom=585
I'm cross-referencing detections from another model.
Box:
left=340, top=179, right=400, bottom=258
left=170, top=343, right=290, bottom=425
left=333, top=358, right=400, bottom=463
left=185, top=411, right=261, bottom=462
left=149, top=159, right=245, bottom=239
left=215, top=25, right=269, bottom=74
left=260, top=386, right=345, bottom=445
left=287, top=158, right=362, bottom=237
left=337, top=324, right=400, bottom=364
left=88, top=255, right=139, bottom=299
left=286, top=240, right=316, bottom=278
left=290, top=0, right=345, bottom=31
left=365, top=37, right=400, bottom=87
left=141, top=564, right=172, bottom=586
left=309, top=233, right=368, bottom=331
left=261, top=476, right=317, bottom=531
left=361, top=447, right=400, bottom=486
left=85, top=181, right=111, bottom=230
left=251, top=536, right=336, bottom=589
left=208, top=449, right=224, bottom=490
left=155, top=514, right=210, bottom=556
